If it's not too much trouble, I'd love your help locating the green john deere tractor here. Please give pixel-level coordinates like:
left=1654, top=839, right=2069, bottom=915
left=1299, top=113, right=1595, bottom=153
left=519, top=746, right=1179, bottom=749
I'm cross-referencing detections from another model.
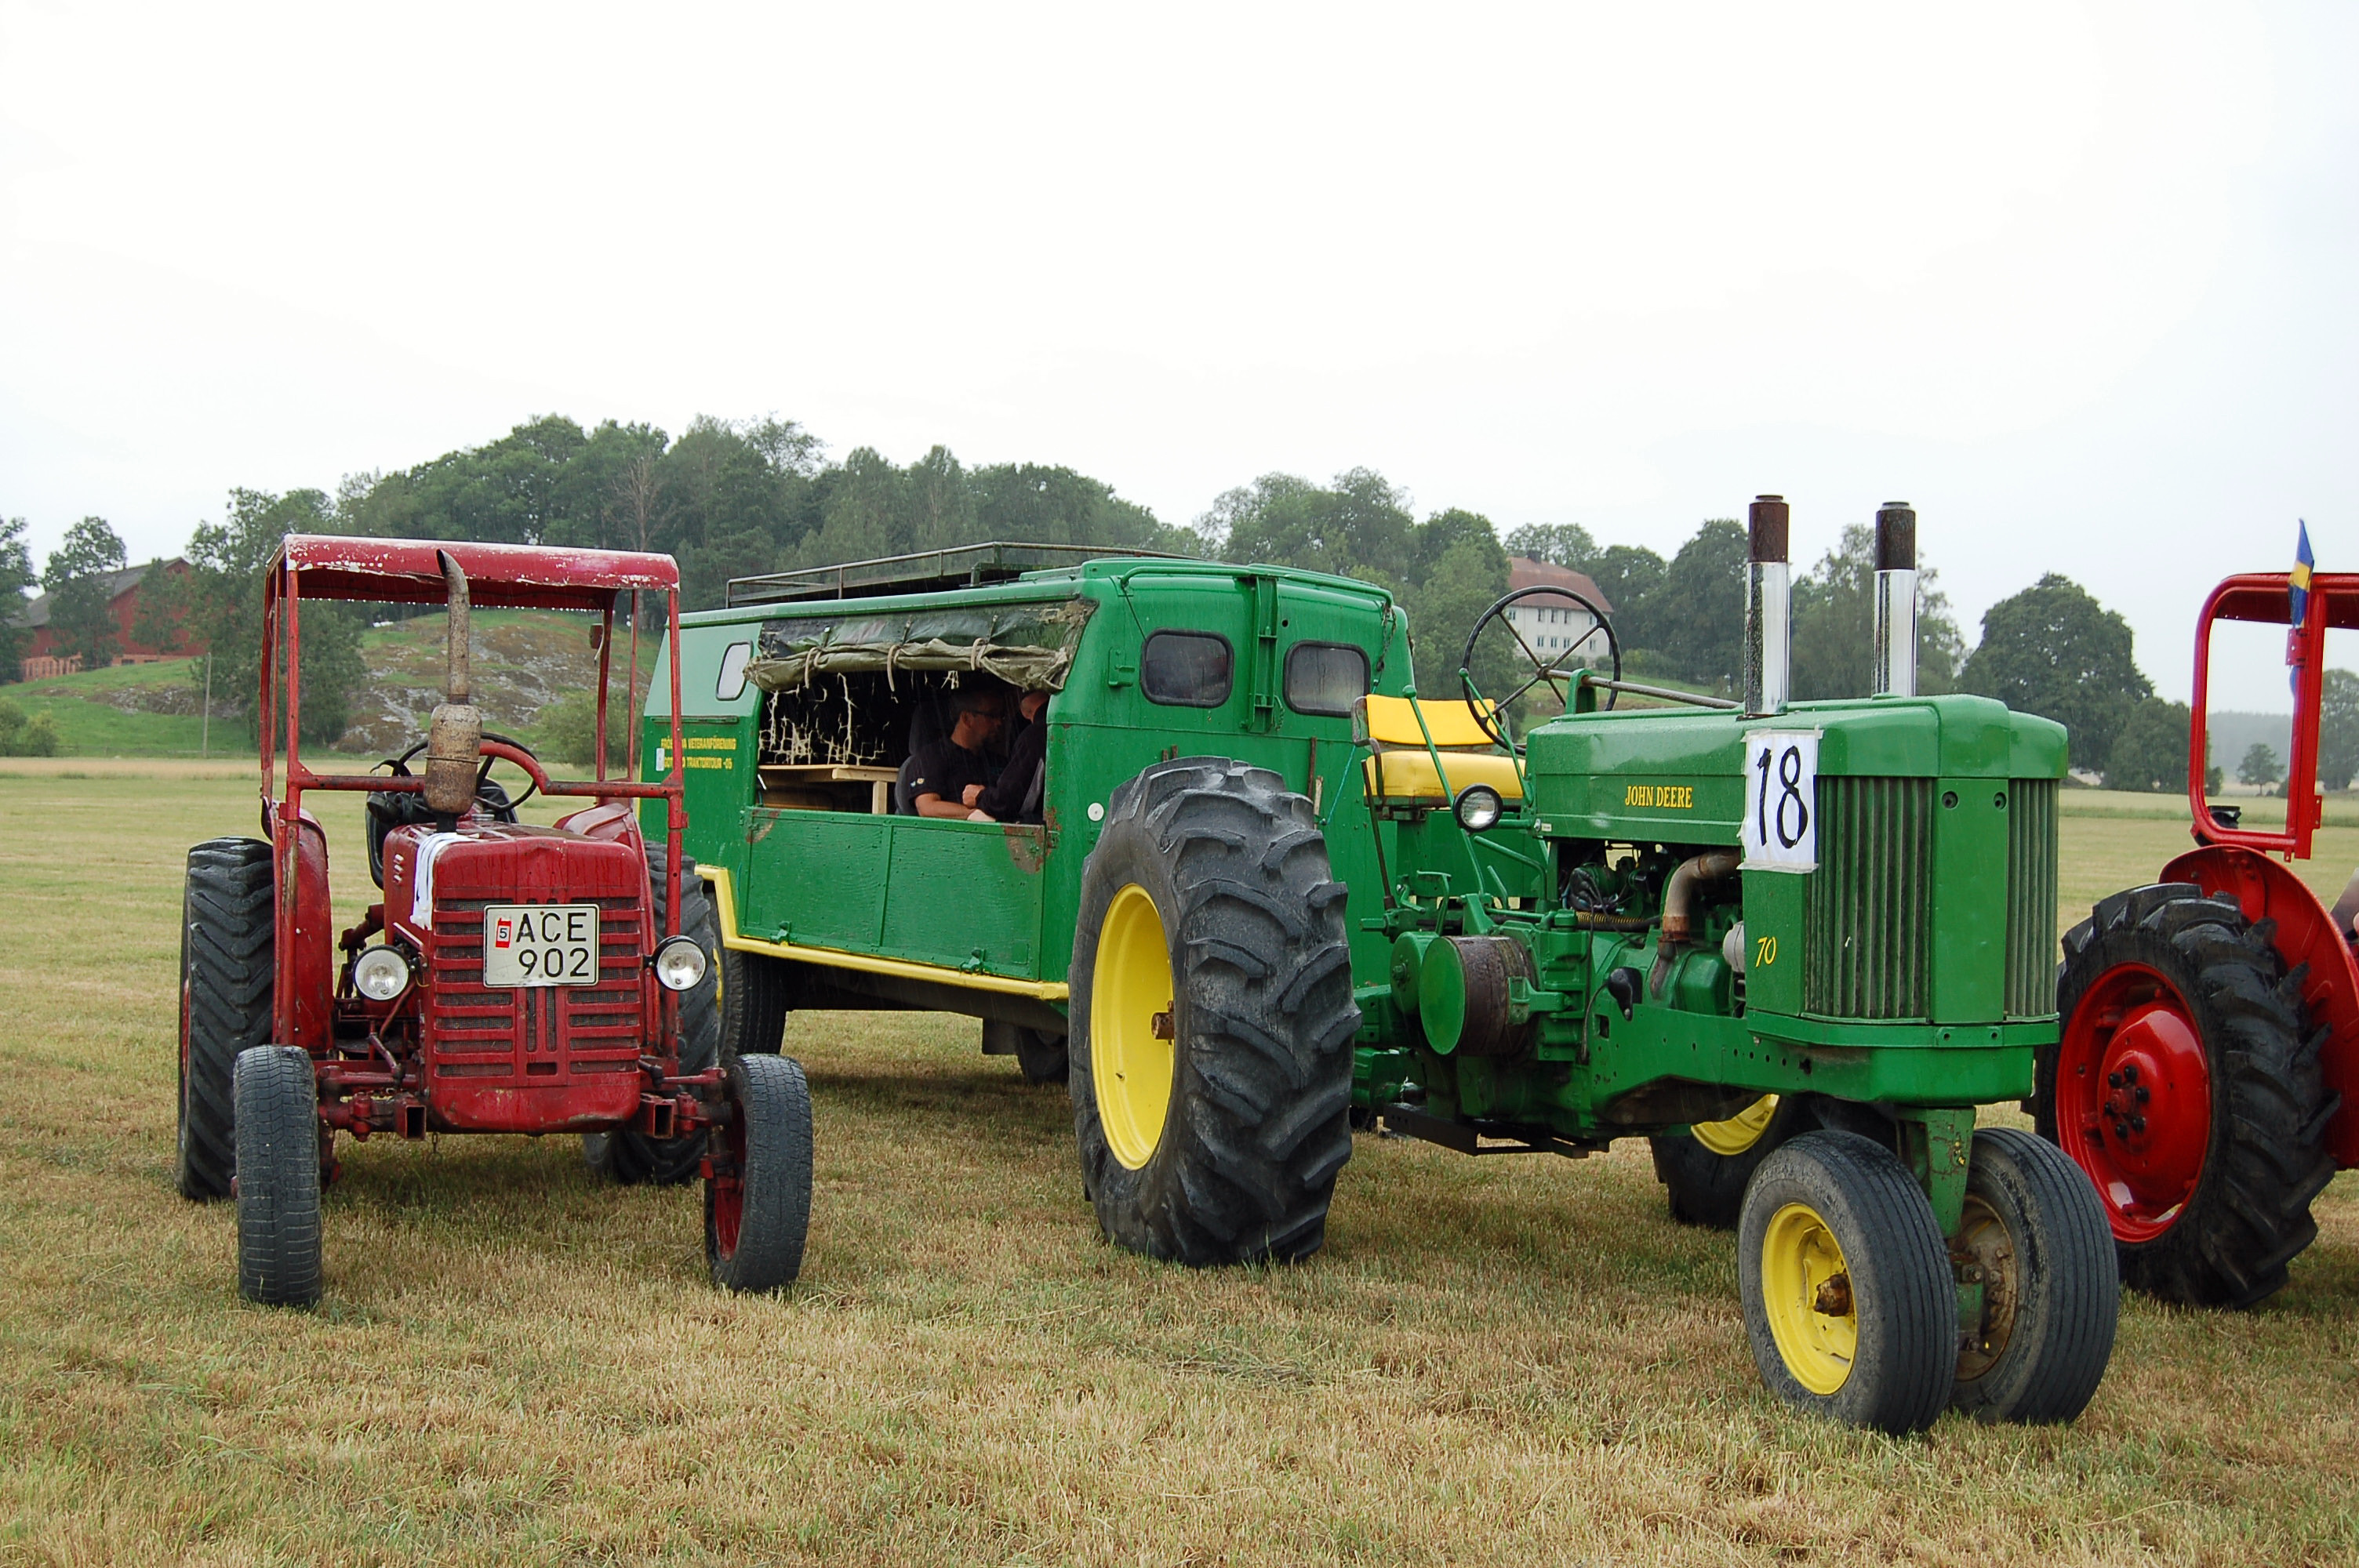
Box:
left=646, top=513, right=2116, bottom=1432
left=1349, top=498, right=2117, bottom=1432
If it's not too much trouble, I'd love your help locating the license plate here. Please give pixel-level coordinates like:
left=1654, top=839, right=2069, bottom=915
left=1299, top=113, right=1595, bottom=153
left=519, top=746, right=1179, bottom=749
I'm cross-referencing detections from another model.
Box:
left=482, top=903, right=601, bottom=987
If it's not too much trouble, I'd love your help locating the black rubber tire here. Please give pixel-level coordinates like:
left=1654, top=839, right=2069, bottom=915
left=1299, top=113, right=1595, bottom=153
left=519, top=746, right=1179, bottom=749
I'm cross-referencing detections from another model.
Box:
left=234, top=1044, right=323, bottom=1308
left=1739, top=1130, right=1955, bottom=1434
left=1069, top=757, right=1360, bottom=1266
left=2041, top=883, right=2334, bottom=1308
left=707, top=1051, right=814, bottom=1293
left=1650, top=1094, right=1823, bottom=1230
left=718, top=943, right=791, bottom=1062
left=1949, top=1127, right=2120, bottom=1423
left=178, top=837, right=274, bottom=1202
left=1014, top=1026, right=1070, bottom=1086
left=583, top=848, right=722, bottom=1186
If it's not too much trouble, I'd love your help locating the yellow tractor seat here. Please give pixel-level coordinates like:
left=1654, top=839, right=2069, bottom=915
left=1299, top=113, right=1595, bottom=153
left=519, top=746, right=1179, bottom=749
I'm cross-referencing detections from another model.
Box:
left=1354, top=695, right=1525, bottom=803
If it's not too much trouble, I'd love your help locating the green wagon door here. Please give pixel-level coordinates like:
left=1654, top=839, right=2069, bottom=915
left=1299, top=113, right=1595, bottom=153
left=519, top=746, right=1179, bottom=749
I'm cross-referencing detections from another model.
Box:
left=877, top=818, right=1048, bottom=978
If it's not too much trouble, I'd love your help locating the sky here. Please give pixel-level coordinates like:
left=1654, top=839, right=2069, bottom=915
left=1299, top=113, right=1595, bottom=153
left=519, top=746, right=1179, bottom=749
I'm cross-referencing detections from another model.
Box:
left=3, top=1, right=2353, bottom=707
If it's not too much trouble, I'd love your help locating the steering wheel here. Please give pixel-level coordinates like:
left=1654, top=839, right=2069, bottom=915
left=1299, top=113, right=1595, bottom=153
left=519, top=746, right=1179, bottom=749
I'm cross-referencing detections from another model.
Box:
left=384, top=729, right=547, bottom=811
left=1457, top=586, right=1621, bottom=749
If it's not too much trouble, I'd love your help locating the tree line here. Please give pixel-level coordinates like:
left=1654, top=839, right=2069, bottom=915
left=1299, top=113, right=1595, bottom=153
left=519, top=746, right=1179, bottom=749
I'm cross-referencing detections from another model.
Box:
left=6, top=413, right=2347, bottom=783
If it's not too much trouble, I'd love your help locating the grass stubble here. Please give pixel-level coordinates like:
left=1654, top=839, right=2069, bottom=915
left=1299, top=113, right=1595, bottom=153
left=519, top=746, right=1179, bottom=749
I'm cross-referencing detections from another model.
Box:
left=4, top=771, right=2359, bottom=1566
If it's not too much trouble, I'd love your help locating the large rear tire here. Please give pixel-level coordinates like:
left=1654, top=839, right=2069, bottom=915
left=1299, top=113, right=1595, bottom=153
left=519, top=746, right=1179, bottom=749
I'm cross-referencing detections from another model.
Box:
left=1069, top=758, right=1359, bottom=1266
left=178, top=837, right=274, bottom=1201
left=584, top=848, right=722, bottom=1186
left=2040, top=883, right=2332, bottom=1308
left=1739, top=1131, right=1954, bottom=1434
left=707, top=1052, right=813, bottom=1293
left=234, top=1044, right=323, bottom=1308
left=1650, top=1094, right=1821, bottom=1230
left=1949, top=1127, right=2120, bottom=1424
left=718, top=943, right=791, bottom=1062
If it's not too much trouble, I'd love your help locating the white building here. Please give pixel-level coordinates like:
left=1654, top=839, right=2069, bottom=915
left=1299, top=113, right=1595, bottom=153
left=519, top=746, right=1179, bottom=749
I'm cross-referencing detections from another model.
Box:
left=1503, top=556, right=1614, bottom=665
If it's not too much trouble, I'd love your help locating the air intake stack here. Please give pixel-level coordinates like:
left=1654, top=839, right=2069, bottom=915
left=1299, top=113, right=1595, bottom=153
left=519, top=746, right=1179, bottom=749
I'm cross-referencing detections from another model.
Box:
left=1743, top=495, right=1791, bottom=717
left=1873, top=502, right=1917, bottom=698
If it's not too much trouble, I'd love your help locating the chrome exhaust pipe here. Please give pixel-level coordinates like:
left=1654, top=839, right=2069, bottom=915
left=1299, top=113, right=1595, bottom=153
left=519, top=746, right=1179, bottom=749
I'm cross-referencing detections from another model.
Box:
left=1873, top=503, right=1917, bottom=698
left=1743, top=495, right=1790, bottom=717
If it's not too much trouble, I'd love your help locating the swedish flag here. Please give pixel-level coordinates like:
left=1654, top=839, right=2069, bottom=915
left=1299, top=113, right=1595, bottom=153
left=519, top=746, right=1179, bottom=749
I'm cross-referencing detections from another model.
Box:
left=2292, top=520, right=2316, bottom=629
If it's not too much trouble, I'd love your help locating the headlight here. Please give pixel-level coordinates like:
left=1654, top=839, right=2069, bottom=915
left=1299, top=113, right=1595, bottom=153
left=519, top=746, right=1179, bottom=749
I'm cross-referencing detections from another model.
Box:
left=652, top=935, right=708, bottom=993
left=1454, top=784, right=1504, bottom=833
left=352, top=944, right=414, bottom=1002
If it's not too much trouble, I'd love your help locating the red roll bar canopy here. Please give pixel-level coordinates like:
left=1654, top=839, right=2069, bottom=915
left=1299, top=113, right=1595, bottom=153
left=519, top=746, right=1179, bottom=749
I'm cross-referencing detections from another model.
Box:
left=272, top=535, right=679, bottom=610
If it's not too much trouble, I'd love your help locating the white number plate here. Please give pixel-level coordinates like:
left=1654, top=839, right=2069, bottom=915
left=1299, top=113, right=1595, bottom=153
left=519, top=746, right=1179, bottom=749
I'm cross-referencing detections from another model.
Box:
left=1742, top=730, right=1820, bottom=873
left=483, top=903, right=601, bottom=987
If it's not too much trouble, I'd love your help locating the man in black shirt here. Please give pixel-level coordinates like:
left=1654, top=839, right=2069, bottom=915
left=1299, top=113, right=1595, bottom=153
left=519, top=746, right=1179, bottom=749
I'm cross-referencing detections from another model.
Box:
left=969, top=688, right=1049, bottom=824
left=907, top=684, right=1008, bottom=818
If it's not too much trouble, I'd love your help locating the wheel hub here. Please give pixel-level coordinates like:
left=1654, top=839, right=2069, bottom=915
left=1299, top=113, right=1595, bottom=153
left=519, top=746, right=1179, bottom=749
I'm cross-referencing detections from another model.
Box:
left=2060, top=964, right=2212, bottom=1241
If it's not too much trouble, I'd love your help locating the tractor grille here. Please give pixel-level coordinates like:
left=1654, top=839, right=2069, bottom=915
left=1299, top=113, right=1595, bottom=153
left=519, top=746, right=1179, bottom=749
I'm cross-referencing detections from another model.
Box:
left=426, top=895, right=649, bottom=1077
left=2004, top=778, right=2059, bottom=1018
left=1803, top=775, right=1933, bottom=1019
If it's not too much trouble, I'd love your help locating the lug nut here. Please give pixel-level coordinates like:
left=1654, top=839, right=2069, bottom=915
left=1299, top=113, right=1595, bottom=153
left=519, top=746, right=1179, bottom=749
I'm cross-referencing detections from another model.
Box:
left=2124, top=1063, right=2139, bottom=1084
left=2130, top=1115, right=2146, bottom=1134
left=2135, top=1084, right=2151, bottom=1104
left=2107, top=1070, right=2124, bottom=1089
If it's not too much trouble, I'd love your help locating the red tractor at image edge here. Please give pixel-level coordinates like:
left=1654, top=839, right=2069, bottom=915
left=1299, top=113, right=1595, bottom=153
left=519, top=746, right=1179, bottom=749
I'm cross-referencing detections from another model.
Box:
left=2040, top=567, right=2359, bottom=1308
left=176, top=537, right=811, bottom=1305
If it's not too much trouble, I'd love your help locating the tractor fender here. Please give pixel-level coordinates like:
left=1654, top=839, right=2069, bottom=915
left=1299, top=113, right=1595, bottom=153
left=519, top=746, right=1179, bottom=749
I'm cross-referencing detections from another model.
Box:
left=2165, top=844, right=2359, bottom=1168
left=271, top=808, right=336, bottom=1052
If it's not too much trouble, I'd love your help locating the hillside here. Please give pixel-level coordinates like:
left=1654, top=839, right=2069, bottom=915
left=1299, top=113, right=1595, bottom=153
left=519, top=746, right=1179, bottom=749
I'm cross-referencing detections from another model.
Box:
left=4, top=609, right=618, bottom=757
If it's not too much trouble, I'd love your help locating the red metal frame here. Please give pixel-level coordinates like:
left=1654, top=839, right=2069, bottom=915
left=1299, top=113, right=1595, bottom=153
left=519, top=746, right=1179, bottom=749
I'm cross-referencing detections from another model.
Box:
left=256, top=534, right=696, bottom=1139
left=2176, top=570, right=2359, bottom=1171
left=2186, top=571, right=2359, bottom=861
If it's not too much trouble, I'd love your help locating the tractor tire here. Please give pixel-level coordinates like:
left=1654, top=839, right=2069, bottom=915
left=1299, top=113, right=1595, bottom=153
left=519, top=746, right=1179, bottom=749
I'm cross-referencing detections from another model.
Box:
left=178, top=837, right=274, bottom=1202
left=1650, top=1094, right=1822, bottom=1230
left=1014, top=1026, right=1070, bottom=1086
left=234, top=1044, right=324, bottom=1308
left=2040, top=883, right=2334, bottom=1308
left=584, top=848, right=722, bottom=1187
left=707, top=1051, right=813, bottom=1293
left=718, top=944, right=792, bottom=1061
left=1069, top=757, right=1359, bottom=1266
left=1949, top=1127, right=2119, bottom=1424
left=1739, top=1130, right=1954, bottom=1434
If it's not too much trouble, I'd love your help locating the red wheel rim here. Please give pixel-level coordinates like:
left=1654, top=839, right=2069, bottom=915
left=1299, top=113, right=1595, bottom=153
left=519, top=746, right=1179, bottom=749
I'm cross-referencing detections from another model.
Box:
left=710, top=1098, right=746, bottom=1262
left=2058, top=962, right=2212, bottom=1243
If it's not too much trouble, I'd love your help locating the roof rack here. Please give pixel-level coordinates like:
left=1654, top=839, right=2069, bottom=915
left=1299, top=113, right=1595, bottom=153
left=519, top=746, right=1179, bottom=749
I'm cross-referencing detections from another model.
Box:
left=725, top=540, right=1197, bottom=608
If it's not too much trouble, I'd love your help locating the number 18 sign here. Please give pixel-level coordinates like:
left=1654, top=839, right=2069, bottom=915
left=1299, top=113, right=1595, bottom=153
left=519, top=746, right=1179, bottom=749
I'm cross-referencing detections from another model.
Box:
left=1742, top=729, right=1819, bottom=873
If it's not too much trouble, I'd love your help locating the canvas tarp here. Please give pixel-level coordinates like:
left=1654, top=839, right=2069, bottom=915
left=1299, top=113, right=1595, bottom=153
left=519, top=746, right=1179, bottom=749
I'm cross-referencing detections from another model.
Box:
left=743, top=598, right=1096, bottom=694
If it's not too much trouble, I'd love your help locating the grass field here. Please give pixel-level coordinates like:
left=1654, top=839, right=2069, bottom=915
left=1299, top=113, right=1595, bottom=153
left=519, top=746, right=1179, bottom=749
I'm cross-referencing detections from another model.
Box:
left=7, top=763, right=2359, bottom=1565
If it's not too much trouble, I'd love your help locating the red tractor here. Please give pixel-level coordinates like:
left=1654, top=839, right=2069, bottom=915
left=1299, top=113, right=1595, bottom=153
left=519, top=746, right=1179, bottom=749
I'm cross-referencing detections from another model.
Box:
left=176, top=536, right=811, bottom=1305
left=2040, top=568, right=2354, bottom=1307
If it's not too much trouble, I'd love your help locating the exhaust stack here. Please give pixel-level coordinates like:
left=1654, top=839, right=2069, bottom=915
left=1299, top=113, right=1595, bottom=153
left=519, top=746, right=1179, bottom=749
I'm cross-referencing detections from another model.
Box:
left=1743, top=495, right=1790, bottom=717
left=1873, top=502, right=1917, bottom=697
left=423, top=550, right=485, bottom=819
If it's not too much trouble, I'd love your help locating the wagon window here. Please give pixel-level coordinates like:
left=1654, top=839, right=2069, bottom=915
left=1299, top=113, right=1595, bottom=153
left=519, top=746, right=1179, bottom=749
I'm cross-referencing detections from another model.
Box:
left=1141, top=631, right=1232, bottom=708
left=716, top=641, right=752, bottom=702
left=1284, top=641, right=1369, bottom=717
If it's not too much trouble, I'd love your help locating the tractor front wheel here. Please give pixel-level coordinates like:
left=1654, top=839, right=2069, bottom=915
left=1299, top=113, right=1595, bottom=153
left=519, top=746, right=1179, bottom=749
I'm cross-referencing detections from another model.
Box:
left=234, top=1045, right=323, bottom=1308
left=707, top=1051, right=814, bottom=1293
left=2040, top=884, right=2332, bottom=1308
left=1069, top=758, right=1359, bottom=1266
left=179, top=837, right=274, bottom=1201
left=1948, top=1127, right=2119, bottom=1423
left=1739, top=1130, right=1954, bottom=1434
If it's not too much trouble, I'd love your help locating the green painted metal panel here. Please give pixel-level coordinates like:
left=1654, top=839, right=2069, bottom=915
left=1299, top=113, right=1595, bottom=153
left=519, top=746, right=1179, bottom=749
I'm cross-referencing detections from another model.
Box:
left=1740, top=869, right=1806, bottom=1016
left=878, top=819, right=1044, bottom=975
left=738, top=810, right=889, bottom=950
left=1928, top=775, right=2010, bottom=1024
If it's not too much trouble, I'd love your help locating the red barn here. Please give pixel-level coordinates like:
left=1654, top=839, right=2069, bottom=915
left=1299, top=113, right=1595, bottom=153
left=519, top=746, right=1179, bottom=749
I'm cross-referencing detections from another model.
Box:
left=9, top=558, right=202, bottom=679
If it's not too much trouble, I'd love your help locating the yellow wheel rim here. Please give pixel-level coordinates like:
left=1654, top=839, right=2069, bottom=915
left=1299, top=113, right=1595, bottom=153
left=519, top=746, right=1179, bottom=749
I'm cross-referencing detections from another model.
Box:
left=1693, top=1094, right=1779, bottom=1157
left=1092, top=884, right=1176, bottom=1170
left=1761, top=1201, right=1858, bottom=1396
